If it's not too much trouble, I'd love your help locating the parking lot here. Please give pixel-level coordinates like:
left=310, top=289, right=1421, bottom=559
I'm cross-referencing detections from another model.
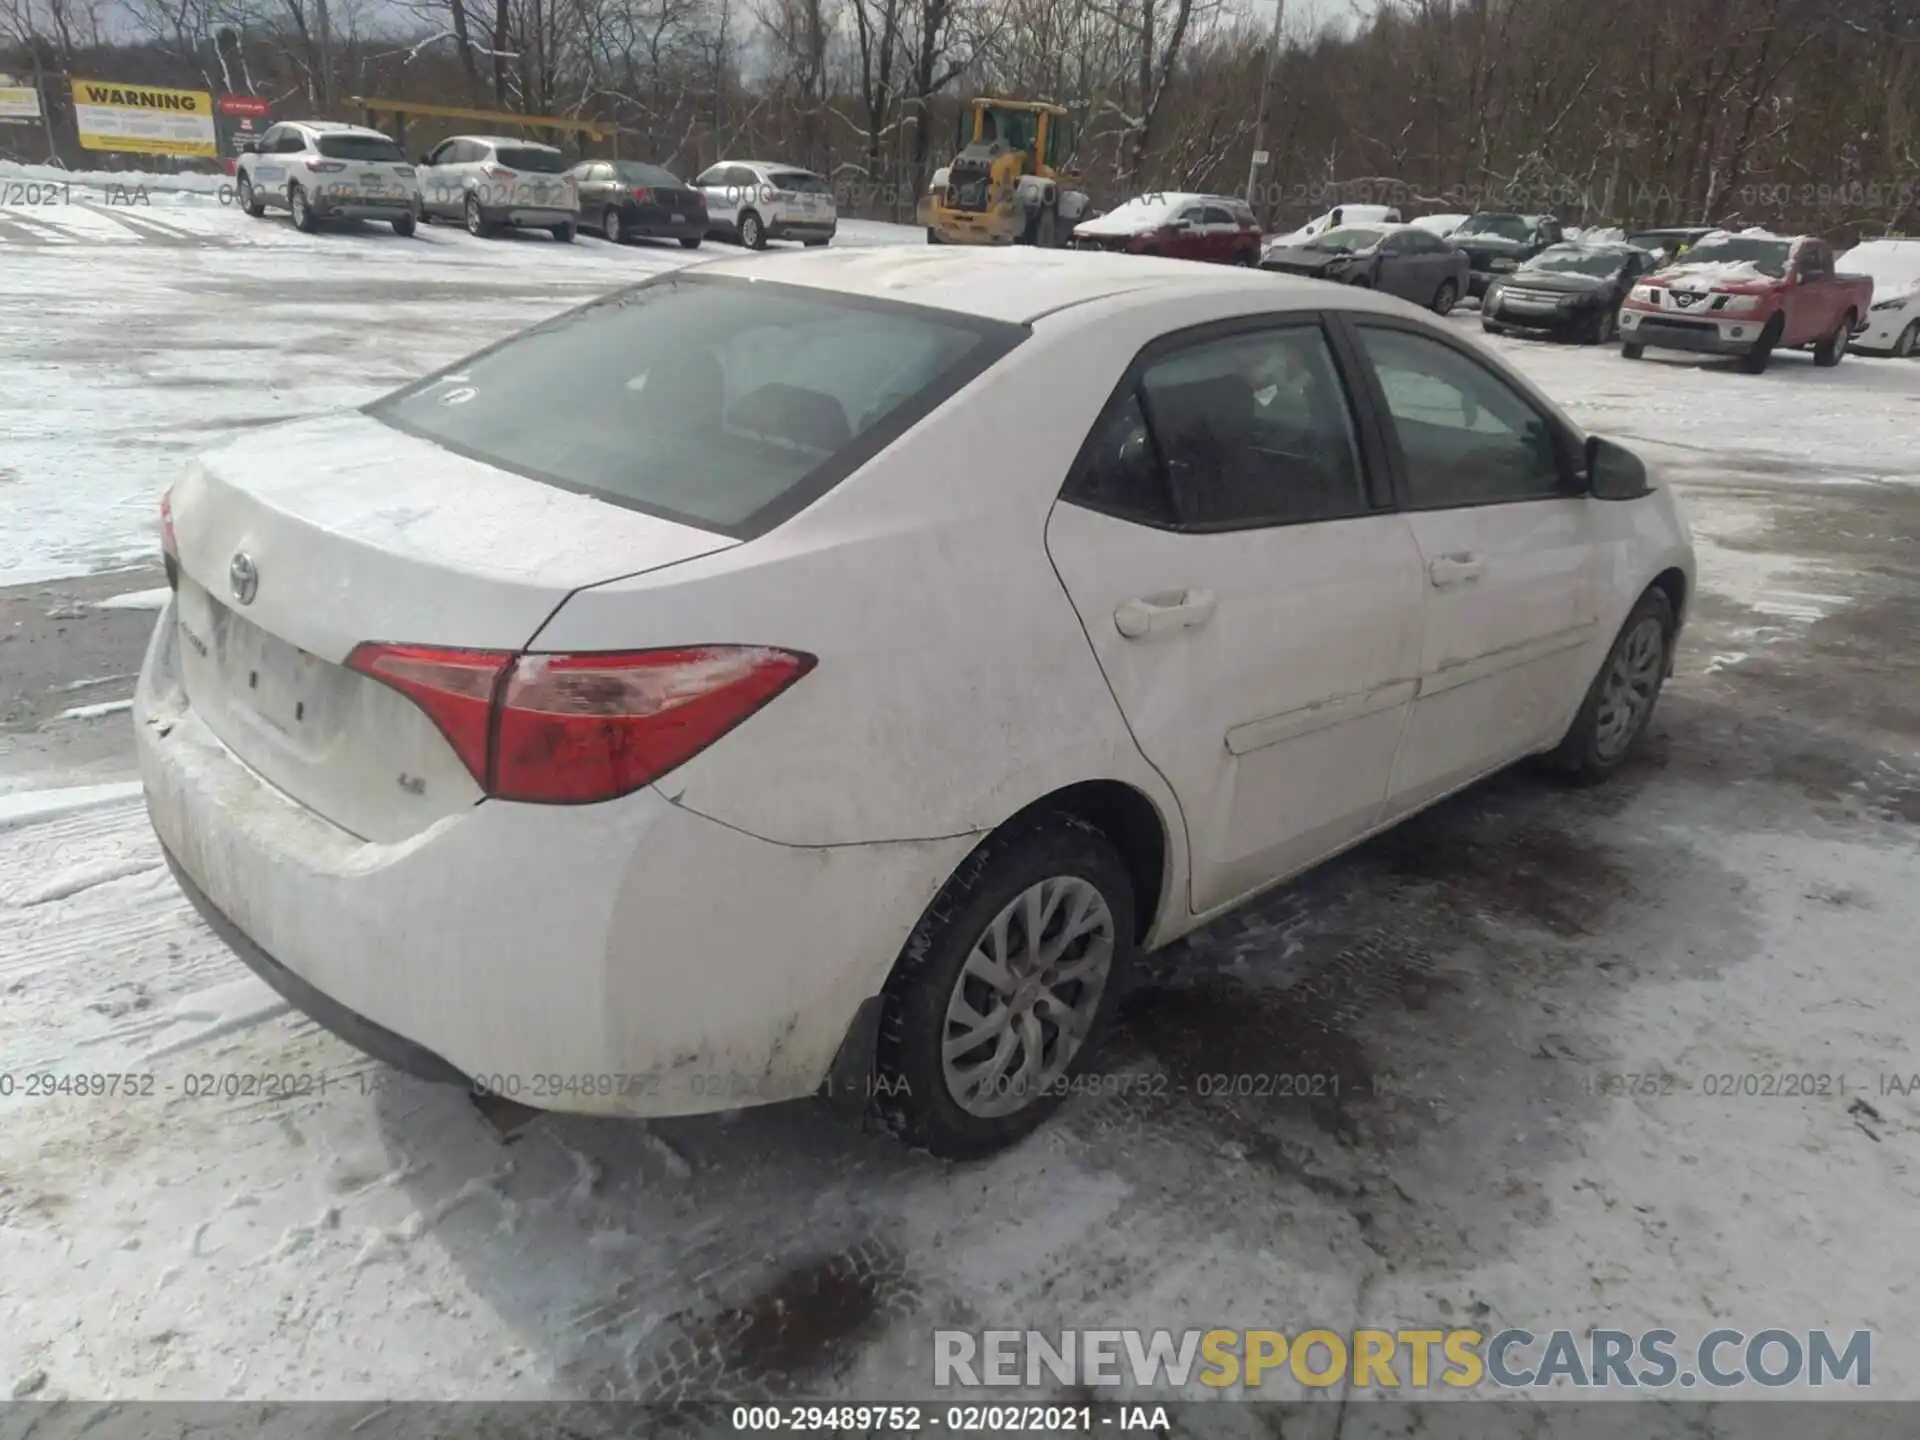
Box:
left=2, top=180, right=1918, bottom=1422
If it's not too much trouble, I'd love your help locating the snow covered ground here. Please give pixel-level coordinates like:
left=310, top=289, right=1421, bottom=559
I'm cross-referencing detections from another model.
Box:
left=3, top=196, right=1919, bottom=1417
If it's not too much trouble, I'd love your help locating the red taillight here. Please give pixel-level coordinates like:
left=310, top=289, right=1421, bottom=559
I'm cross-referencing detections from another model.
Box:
left=160, top=487, right=179, bottom=588
left=308, top=159, right=347, bottom=173
left=345, top=644, right=509, bottom=785
left=629, top=186, right=654, bottom=205
left=345, top=643, right=813, bottom=805
left=483, top=163, right=517, bottom=180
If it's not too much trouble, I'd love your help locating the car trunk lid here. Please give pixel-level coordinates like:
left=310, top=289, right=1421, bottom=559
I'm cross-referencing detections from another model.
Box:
left=166, top=410, right=735, bottom=841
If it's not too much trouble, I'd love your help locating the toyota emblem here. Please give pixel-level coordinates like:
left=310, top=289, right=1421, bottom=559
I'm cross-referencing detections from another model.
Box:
left=229, top=551, right=259, bottom=606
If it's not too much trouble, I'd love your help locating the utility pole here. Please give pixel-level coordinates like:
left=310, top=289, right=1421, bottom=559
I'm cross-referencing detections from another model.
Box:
left=1244, top=0, right=1284, bottom=209
left=315, top=0, right=334, bottom=113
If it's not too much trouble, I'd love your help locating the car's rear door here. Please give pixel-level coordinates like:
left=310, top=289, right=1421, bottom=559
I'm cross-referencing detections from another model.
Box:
left=1044, top=316, right=1427, bottom=917
left=1338, top=316, right=1603, bottom=816
left=1200, top=205, right=1237, bottom=264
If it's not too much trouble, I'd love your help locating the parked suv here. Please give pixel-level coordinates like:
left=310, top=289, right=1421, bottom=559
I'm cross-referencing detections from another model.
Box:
left=1618, top=230, right=1873, bottom=373
left=416, top=135, right=579, bottom=241
left=694, top=160, right=837, bottom=249
left=1073, top=193, right=1262, bottom=265
left=1452, top=212, right=1564, bottom=297
left=235, top=121, right=420, bottom=235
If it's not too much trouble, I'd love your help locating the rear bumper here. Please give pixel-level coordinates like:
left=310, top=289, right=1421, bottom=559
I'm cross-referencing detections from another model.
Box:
left=767, top=219, right=836, bottom=243
left=135, top=600, right=971, bottom=1117
left=1618, top=308, right=1765, bottom=354
left=616, top=204, right=706, bottom=237
left=486, top=206, right=576, bottom=228
left=310, top=195, right=416, bottom=220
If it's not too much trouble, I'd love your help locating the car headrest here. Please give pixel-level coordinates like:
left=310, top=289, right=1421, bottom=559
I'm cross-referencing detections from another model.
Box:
left=730, top=383, right=853, bottom=454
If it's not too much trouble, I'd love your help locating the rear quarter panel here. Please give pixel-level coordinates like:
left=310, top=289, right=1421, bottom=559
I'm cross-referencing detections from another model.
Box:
left=529, top=311, right=1200, bottom=861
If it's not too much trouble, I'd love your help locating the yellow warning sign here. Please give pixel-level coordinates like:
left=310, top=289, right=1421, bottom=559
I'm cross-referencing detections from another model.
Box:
left=72, top=79, right=217, bottom=156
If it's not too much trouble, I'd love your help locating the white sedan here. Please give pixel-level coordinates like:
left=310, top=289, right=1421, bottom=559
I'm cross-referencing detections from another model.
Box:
left=138, top=249, right=1694, bottom=1158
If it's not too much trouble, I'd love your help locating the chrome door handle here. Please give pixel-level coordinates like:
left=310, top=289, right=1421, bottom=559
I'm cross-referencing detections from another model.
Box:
left=1427, top=554, right=1484, bottom=587
left=1114, top=589, right=1218, bottom=639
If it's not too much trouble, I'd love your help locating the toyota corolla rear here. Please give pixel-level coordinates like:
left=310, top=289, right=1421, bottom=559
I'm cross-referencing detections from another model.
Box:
left=137, top=272, right=1022, bottom=1114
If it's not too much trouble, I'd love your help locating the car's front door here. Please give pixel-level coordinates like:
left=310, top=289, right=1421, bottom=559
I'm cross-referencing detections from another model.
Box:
left=1342, top=319, right=1603, bottom=816
left=1044, top=318, right=1428, bottom=917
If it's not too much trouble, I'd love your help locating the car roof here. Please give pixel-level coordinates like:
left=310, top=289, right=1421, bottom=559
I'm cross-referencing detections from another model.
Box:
left=718, top=160, right=816, bottom=173
left=691, top=246, right=1338, bottom=325
left=451, top=134, right=563, bottom=150
left=290, top=121, right=390, bottom=137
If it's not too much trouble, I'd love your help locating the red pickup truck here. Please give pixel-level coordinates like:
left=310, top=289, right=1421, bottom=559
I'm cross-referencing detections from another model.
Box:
left=1617, top=230, right=1873, bottom=373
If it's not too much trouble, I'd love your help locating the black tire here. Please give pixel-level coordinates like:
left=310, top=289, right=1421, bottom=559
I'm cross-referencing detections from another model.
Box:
left=803, top=237, right=829, bottom=247
left=1895, top=321, right=1919, bottom=359
left=289, top=185, right=317, bottom=233
left=550, top=221, right=576, bottom=244
left=872, top=814, right=1137, bottom=1159
left=604, top=208, right=623, bottom=243
left=237, top=174, right=266, bottom=218
left=1482, top=319, right=1504, bottom=335
left=1589, top=305, right=1619, bottom=345
left=679, top=235, right=703, bottom=249
left=1432, top=278, right=1458, bottom=315
left=1739, top=316, right=1782, bottom=373
left=740, top=211, right=766, bottom=250
left=926, top=227, right=943, bottom=245
left=391, top=214, right=415, bottom=238
left=1813, top=312, right=1853, bottom=367
left=464, top=194, right=492, bottom=238
left=1544, top=587, right=1674, bottom=784
left=1622, top=341, right=1645, bottom=360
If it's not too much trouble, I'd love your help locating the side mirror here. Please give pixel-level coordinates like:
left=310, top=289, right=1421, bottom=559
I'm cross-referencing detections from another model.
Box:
left=236, top=140, right=258, bottom=154
left=1168, top=218, right=1192, bottom=232
left=1587, top=434, right=1650, bottom=500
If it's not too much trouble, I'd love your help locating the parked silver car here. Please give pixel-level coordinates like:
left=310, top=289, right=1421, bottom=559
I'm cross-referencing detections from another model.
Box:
left=415, top=135, right=580, bottom=241
left=692, top=160, right=837, bottom=250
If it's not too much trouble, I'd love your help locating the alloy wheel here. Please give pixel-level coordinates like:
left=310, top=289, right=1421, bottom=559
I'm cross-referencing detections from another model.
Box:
left=1592, top=616, right=1664, bottom=760
left=940, top=875, right=1116, bottom=1119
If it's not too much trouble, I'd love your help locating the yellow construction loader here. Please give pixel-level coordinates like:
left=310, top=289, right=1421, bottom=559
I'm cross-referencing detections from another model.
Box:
left=918, top=98, right=1091, bottom=246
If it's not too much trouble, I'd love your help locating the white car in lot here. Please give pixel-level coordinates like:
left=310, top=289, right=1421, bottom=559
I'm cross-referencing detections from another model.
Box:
left=415, top=134, right=579, bottom=241
left=235, top=121, right=420, bottom=235
left=692, top=159, right=837, bottom=249
left=139, top=251, right=1693, bottom=1158
left=1839, top=237, right=1920, bottom=357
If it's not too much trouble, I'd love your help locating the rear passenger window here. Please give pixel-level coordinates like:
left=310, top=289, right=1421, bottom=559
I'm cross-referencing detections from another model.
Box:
left=1202, top=206, right=1233, bottom=227
left=1062, top=392, right=1174, bottom=526
left=1062, top=326, right=1371, bottom=530
left=1355, top=325, right=1566, bottom=506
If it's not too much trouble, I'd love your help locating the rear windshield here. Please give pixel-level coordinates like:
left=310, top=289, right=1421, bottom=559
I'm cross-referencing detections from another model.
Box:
left=1458, top=213, right=1531, bottom=241
left=494, top=146, right=568, bottom=174
left=366, top=276, right=1024, bottom=537
left=1310, top=226, right=1384, bottom=251
left=614, top=161, right=682, bottom=187
left=771, top=170, right=831, bottom=194
left=316, top=133, right=404, bottom=162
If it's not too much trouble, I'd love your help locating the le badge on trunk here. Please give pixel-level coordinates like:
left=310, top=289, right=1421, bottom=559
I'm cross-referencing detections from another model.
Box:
left=229, top=552, right=259, bottom=606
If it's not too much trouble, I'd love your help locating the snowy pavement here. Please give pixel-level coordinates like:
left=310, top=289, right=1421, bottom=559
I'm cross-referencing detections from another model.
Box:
left=3, top=194, right=1920, bottom=1418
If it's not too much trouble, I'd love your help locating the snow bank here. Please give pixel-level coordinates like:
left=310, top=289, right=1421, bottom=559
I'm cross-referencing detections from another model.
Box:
left=1409, top=213, right=1466, bottom=237
left=0, top=158, right=229, bottom=196
left=1565, top=224, right=1626, bottom=244
left=0, top=781, right=143, bottom=832
left=94, top=587, right=173, bottom=611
